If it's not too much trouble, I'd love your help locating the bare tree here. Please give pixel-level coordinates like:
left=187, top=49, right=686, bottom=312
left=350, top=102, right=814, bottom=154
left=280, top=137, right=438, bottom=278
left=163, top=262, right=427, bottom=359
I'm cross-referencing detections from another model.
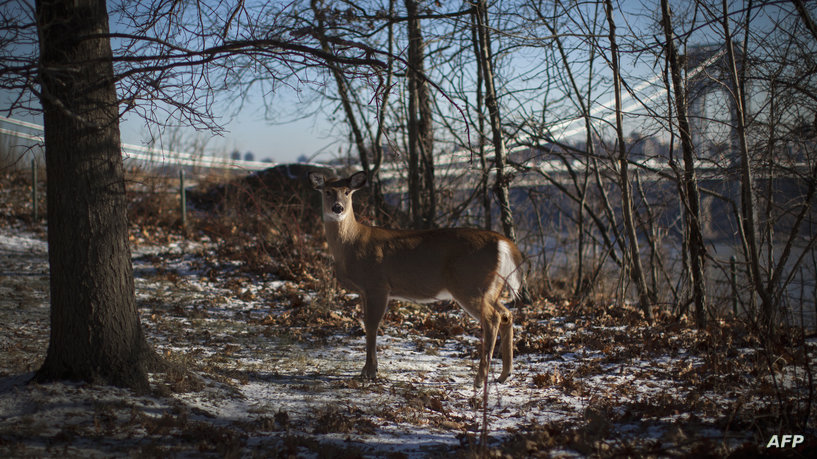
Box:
left=603, top=0, right=653, bottom=320
left=718, top=0, right=772, bottom=325
left=469, top=5, right=493, bottom=231
left=472, top=0, right=517, bottom=242
left=1, top=0, right=392, bottom=390
left=791, top=0, right=817, bottom=42
left=529, top=0, right=602, bottom=302
left=33, top=0, right=159, bottom=391
left=309, top=0, right=395, bottom=218
left=312, top=0, right=372, bottom=173
left=660, top=0, right=708, bottom=327
left=405, top=0, right=435, bottom=228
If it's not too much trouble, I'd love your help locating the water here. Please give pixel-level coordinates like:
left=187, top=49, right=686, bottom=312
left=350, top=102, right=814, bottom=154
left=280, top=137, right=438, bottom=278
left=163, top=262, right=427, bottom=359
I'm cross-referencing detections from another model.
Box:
left=384, top=180, right=817, bottom=328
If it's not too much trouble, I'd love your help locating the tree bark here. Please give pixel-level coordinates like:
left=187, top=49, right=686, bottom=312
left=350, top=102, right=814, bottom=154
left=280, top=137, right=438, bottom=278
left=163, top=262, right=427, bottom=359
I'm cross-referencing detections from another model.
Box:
left=313, top=5, right=370, bottom=173
left=792, top=0, right=817, bottom=44
left=469, top=7, right=492, bottom=230
left=720, top=0, right=773, bottom=326
left=604, top=0, right=653, bottom=320
left=34, top=0, right=157, bottom=392
left=311, top=0, right=385, bottom=215
left=473, top=0, right=516, bottom=242
left=661, top=0, right=708, bottom=328
left=405, top=0, right=435, bottom=228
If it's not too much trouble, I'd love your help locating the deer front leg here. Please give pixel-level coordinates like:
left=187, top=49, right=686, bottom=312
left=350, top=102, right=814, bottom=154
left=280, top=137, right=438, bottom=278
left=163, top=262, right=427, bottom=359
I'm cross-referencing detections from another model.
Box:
left=360, top=289, right=390, bottom=379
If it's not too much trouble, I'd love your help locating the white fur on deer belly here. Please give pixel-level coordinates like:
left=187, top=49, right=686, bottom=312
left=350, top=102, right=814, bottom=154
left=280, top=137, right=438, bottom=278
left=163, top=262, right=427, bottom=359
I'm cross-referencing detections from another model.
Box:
left=390, top=289, right=454, bottom=304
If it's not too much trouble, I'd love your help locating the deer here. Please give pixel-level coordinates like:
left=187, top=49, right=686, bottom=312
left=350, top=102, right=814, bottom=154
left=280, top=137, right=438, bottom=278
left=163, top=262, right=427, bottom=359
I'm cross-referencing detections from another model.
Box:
left=308, top=171, right=524, bottom=387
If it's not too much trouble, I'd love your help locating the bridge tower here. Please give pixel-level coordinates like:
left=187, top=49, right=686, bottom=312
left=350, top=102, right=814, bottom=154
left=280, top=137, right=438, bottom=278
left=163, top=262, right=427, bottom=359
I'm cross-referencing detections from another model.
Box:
left=683, top=43, right=746, bottom=165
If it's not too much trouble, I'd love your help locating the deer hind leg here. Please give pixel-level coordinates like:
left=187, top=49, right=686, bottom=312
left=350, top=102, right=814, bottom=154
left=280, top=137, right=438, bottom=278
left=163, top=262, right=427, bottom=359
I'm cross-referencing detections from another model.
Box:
left=475, top=297, right=502, bottom=389
left=361, top=289, right=389, bottom=379
left=495, top=301, right=513, bottom=383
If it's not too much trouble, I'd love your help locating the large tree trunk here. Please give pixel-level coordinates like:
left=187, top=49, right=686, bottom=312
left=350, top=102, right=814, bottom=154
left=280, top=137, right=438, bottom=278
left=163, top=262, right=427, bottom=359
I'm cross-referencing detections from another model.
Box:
left=34, top=0, right=156, bottom=392
left=604, top=0, right=653, bottom=320
left=661, top=0, right=707, bottom=328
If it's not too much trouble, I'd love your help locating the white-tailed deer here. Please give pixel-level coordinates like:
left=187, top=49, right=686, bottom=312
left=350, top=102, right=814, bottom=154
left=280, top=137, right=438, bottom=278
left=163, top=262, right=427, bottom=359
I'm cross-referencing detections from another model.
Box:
left=308, top=171, right=524, bottom=387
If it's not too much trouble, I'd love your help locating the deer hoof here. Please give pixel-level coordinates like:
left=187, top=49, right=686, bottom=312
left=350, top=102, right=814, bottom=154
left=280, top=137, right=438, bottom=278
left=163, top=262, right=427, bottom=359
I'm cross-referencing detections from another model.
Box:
left=360, top=364, right=377, bottom=379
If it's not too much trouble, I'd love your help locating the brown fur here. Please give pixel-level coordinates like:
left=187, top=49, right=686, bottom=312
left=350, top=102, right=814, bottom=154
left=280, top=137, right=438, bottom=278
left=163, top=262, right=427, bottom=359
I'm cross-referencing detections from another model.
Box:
left=310, top=172, right=522, bottom=386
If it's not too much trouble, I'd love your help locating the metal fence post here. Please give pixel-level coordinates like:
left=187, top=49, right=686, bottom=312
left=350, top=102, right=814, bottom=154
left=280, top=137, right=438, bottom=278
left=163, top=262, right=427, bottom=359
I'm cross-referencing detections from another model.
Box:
left=31, top=158, right=38, bottom=221
left=730, top=255, right=738, bottom=315
left=180, top=169, right=186, bottom=229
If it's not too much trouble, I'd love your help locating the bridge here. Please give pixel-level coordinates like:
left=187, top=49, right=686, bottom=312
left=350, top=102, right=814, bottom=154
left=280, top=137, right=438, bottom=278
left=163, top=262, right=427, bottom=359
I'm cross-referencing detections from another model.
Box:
left=0, top=42, right=793, bottom=190
left=0, top=115, right=272, bottom=172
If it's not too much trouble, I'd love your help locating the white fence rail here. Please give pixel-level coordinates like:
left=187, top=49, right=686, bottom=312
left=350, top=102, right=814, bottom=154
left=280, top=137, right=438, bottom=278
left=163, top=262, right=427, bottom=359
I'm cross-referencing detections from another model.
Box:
left=1, top=116, right=274, bottom=171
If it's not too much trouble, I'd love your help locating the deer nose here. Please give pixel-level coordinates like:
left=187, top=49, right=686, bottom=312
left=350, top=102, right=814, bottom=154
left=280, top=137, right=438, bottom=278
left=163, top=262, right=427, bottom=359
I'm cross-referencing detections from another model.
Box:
left=331, top=203, right=344, bottom=214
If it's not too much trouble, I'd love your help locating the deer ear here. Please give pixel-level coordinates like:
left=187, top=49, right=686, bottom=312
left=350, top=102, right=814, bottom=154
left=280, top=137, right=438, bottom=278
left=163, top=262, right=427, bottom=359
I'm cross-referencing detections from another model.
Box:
left=348, top=171, right=367, bottom=190
left=308, top=172, right=325, bottom=190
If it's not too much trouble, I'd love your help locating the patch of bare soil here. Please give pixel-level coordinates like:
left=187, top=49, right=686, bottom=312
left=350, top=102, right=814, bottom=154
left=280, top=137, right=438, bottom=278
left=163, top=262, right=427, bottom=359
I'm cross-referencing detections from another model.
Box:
left=0, top=226, right=49, bottom=377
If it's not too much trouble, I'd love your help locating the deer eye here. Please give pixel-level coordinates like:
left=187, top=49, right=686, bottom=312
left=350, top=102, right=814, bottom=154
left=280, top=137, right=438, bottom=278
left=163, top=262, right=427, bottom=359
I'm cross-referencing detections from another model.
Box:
left=344, top=190, right=350, bottom=196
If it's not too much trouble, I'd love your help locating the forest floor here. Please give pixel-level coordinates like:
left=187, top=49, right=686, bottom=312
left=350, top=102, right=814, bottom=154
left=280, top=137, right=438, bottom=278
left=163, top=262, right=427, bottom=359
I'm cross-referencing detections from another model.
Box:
left=1, top=171, right=816, bottom=458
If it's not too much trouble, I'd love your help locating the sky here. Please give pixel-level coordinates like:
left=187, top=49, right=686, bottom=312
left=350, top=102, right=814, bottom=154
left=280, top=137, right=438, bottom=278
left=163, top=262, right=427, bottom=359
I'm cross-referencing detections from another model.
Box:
left=2, top=0, right=783, bottom=166
left=1, top=84, right=339, bottom=165
left=0, top=0, right=342, bottom=166
left=119, top=94, right=338, bottom=164
left=214, top=108, right=336, bottom=163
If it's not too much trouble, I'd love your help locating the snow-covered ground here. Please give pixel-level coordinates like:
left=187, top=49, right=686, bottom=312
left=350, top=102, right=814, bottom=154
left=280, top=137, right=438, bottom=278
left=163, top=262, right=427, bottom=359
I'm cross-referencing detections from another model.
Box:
left=1, top=225, right=814, bottom=457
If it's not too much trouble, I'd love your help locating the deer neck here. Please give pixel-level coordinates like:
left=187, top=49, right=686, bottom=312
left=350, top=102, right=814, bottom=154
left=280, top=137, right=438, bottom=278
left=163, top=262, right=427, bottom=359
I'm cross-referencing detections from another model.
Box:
left=323, top=209, right=364, bottom=255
